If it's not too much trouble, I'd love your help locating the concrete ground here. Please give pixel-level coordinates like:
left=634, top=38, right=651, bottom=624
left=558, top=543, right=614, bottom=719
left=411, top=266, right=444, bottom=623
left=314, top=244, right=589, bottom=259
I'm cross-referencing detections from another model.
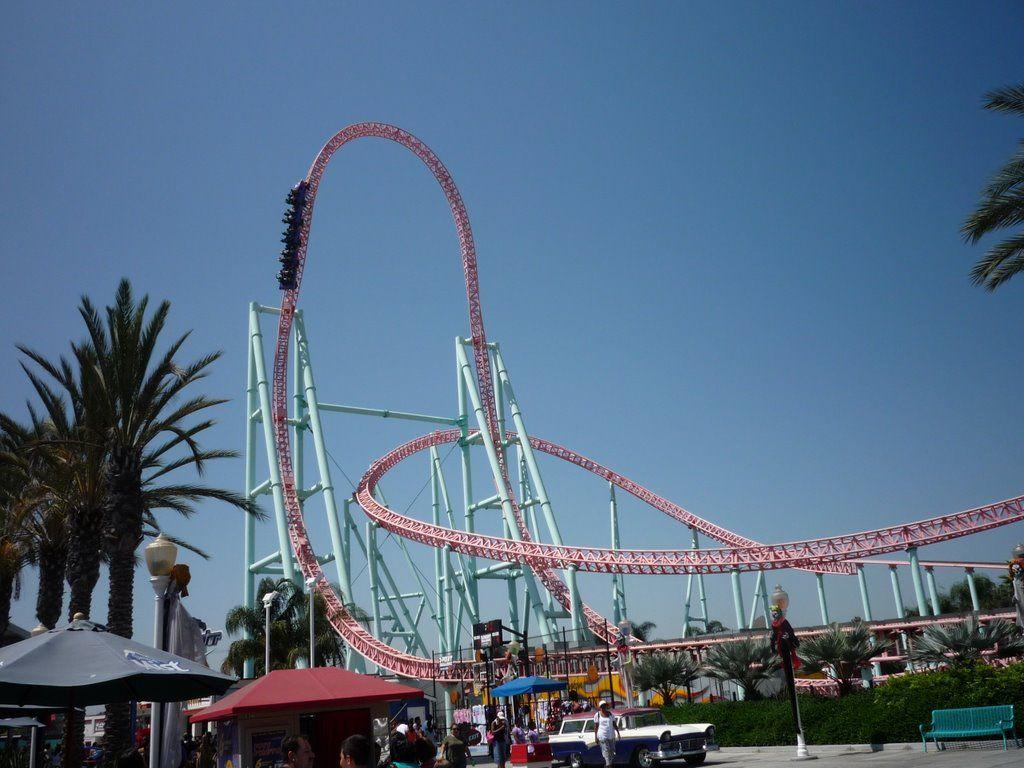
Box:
left=694, top=743, right=1023, bottom=767
left=473, top=743, right=1023, bottom=768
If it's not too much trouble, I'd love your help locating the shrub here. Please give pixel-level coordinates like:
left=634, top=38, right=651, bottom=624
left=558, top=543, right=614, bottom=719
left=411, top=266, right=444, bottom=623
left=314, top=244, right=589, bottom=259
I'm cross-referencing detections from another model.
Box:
left=662, top=661, right=1024, bottom=746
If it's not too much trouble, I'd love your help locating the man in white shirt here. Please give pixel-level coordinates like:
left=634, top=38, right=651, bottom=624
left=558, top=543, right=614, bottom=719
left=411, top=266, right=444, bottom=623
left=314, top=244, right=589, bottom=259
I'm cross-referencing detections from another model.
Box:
left=593, top=701, right=619, bottom=768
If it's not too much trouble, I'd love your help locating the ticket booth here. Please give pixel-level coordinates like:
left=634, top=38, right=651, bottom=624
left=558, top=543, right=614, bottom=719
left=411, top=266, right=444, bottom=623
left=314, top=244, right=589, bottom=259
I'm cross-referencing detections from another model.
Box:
left=191, top=668, right=422, bottom=768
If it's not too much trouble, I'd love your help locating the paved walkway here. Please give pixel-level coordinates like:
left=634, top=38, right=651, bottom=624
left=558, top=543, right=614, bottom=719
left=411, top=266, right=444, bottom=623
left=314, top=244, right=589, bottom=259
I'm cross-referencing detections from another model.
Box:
left=472, top=743, right=1023, bottom=768
left=697, top=744, right=1022, bottom=767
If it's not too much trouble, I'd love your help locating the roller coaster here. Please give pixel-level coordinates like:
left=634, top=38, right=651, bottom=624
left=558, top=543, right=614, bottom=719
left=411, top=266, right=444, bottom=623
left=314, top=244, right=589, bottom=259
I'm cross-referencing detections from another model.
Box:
left=240, top=123, right=1022, bottom=695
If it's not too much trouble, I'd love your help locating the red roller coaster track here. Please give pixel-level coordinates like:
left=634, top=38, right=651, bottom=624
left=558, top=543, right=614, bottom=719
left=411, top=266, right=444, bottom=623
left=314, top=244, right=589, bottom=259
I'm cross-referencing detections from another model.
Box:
left=269, top=123, right=1024, bottom=680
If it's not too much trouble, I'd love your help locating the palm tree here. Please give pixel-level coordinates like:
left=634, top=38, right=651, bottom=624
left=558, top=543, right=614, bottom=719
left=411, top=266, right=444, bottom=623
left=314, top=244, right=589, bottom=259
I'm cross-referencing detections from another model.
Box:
left=632, top=652, right=700, bottom=706
left=909, top=616, right=1024, bottom=668
left=797, top=622, right=881, bottom=696
left=221, top=578, right=346, bottom=676
left=14, top=344, right=112, bottom=623
left=630, top=621, right=657, bottom=642
left=963, top=83, right=1024, bottom=290
left=0, top=464, right=29, bottom=637
left=22, top=280, right=253, bottom=756
left=690, top=619, right=728, bottom=636
left=702, top=637, right=779, bottom=700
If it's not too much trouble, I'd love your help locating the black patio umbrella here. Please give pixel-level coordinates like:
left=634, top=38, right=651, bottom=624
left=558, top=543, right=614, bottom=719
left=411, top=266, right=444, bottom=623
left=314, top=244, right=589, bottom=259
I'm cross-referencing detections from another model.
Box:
left=0, top=619, right=235, bottom=708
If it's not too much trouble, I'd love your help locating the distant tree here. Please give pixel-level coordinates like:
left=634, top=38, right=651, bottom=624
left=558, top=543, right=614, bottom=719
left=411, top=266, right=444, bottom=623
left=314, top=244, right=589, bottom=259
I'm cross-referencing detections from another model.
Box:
left=630, top=621, right=657, bottom=642
left=797, top=622, right=882, bottom=696
left=702, top=637, right=778, bottom=700
left=222, top=577, right=346, bottom=676
left=962, top=82, right=1024, bottom=290
left=690, top=619, right=728, bottom=636
left=632, top=652, right=700, bottom=706
left=904, top=573, right=1014, bottom=617
left=909, top=616, right=1024, bottom=668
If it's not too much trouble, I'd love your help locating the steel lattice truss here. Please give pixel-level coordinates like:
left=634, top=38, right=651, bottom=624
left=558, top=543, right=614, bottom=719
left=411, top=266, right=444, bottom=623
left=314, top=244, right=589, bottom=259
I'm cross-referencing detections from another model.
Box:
left=266, top=122, right=1023, bottom=680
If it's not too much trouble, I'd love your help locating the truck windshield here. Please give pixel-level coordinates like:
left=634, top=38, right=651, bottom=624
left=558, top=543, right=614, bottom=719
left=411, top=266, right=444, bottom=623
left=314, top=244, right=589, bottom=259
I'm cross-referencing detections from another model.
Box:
left=560, top=721, right=587, bottom=734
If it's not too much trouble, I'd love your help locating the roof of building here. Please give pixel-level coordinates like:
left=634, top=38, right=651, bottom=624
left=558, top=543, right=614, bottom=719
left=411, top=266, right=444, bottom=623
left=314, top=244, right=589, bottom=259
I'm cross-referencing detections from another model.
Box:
left=189, top=667, right=422, bottom=723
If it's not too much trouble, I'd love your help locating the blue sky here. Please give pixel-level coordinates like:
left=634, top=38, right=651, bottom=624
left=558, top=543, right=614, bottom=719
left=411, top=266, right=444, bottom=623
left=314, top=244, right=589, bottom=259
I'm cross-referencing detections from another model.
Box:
left=2, top=2, right=1023, bottom=666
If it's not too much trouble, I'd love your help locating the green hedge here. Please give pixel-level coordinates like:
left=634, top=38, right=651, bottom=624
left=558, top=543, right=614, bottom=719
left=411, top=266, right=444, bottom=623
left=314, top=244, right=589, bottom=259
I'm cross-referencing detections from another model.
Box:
left=663, top=663, right=1024, bottom=746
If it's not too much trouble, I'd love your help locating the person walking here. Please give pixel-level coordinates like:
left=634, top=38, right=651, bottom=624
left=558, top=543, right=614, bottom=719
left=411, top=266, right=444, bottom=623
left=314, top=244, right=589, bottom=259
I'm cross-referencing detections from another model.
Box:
left=196, top=733, right=215, bottom=768
left=593, top=701, right=619, bottom=768
left=439, top=724, right=470, bottom=768
left=489, top=711, right=508, bottom=768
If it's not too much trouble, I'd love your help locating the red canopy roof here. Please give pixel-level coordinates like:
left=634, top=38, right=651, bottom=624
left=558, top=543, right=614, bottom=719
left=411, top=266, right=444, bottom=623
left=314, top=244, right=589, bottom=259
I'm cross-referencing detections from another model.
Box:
left=190, top=668, right=422, bottom=722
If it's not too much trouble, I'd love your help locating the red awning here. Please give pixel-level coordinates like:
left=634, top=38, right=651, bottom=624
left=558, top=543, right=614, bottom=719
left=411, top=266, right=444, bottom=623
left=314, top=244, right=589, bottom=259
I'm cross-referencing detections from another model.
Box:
left=190, top=668, right=422, bottom=723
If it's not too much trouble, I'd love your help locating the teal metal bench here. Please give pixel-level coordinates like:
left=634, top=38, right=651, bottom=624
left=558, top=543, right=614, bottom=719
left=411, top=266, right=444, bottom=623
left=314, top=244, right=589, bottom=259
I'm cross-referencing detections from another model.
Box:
left=919, top=705, right=1019, bottom=751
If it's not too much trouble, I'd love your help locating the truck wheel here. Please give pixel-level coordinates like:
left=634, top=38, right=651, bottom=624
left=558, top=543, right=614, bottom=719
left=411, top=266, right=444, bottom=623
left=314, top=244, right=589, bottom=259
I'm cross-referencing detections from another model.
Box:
left=569, top=753, right=584, bottom=768
left=683, top=755, right=706, bottom=765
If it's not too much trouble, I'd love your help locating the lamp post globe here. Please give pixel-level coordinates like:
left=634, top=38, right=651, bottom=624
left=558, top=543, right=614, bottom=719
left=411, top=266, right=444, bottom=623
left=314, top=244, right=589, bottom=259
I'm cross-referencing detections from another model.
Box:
left=1013, top=543, right=1024, bottom=560
left=770, top=584, right=789, bottom=613
left=144, top=534, right=178, bottom=577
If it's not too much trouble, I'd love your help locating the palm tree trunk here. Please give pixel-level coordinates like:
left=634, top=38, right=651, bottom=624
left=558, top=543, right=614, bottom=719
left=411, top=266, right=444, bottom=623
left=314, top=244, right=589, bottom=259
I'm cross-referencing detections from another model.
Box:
left=37, top=541, right=67, bottom=629
left=62, top=709, right=84, bottom=768
left=102, top=446, right=144, bottom=758
left=0, top=570, right=13, bottom=638
left=66, top=506, right=102, bottom=621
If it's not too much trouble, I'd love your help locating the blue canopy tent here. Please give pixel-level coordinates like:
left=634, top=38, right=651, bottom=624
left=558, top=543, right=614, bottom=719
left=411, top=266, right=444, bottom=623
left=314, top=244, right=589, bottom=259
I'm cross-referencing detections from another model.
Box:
left=490, top=676, right=566, bottom=697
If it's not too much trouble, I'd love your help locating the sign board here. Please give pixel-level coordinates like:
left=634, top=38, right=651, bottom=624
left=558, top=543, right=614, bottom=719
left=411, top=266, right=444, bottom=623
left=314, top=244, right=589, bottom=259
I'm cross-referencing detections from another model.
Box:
left=472, top=619, right=503, bottom=649
left=251, top=729, right=286, bottom=768
left=438, top=654, right=454, bottom=672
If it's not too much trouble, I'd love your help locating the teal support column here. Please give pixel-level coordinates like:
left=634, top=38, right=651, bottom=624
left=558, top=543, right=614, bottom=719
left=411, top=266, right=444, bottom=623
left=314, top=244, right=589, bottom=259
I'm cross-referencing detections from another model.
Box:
left=293, top=314, right=363, bottom=670
left=691, top=528, right=709, bottom=630
left=455, top=339, right=480, bottom=614
left=730, top=570, right=746, bottom=701
left=889, top=566, right=906, bottom=618
left=906, top=547, right=929, bottom=616
left=249, top=305, right=296, bottom=584
left=503, top=518, right=521, bottom=633
left=924, top=567, right=941, bottom=616
left=730, top=570, right=744, bottom=630
left=456, top=341, right=555, bottom=643
left=610, top=483, right=627, bottom=625
left=856, top=565, right=881, bottom=677
left=443, top=546, right=455, bottom=651
left=889, top=565, right=913, bottom=671
left=367, top=521, right=382, bottom=671
left=965, top=568, right=981, bottom=612
left=816, top=573, right=830, bottom=624
left=747, top=571, right=767, bottom=629
left=432, top=447, right=478, bottom=622
left=432, top=455, right=445, bottom=651
left=242, top=317, right=258, bottom=679
left=492, top=347, right=582, bottom=640
left=681, top=575, right=694, bottom=637
left=856, top=565, right=873, bottom=621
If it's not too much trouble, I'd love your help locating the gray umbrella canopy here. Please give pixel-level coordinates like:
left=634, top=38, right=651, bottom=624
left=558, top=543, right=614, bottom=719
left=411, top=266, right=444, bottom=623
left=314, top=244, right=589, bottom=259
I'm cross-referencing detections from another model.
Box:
left=0, top=619, right=235, bottom=707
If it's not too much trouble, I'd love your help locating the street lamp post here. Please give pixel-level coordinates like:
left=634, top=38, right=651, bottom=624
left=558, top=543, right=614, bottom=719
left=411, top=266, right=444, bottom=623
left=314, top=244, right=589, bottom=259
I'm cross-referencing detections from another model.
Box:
left=769, top=585, right=815, bottom=761
left=305, top=576, right=317, bottom=667
left=262, top=591, right=279, bottom=675
left=144, top=534, right=178, bottom=768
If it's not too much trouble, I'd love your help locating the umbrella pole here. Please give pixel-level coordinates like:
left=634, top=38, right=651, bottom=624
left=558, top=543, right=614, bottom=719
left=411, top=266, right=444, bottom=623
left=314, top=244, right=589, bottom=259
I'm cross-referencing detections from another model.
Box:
left=30, top=724, right=38, bottom=768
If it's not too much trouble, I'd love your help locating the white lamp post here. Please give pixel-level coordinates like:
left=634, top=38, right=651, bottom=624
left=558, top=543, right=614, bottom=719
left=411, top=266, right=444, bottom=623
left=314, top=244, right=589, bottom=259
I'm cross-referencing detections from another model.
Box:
left=144, top=534, right=178, bottom=768
left=769, top=585, right=814, bottom=761
left=262, top=591, right=279, bottom=675
left=305, top=576, right=317, bottom=667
